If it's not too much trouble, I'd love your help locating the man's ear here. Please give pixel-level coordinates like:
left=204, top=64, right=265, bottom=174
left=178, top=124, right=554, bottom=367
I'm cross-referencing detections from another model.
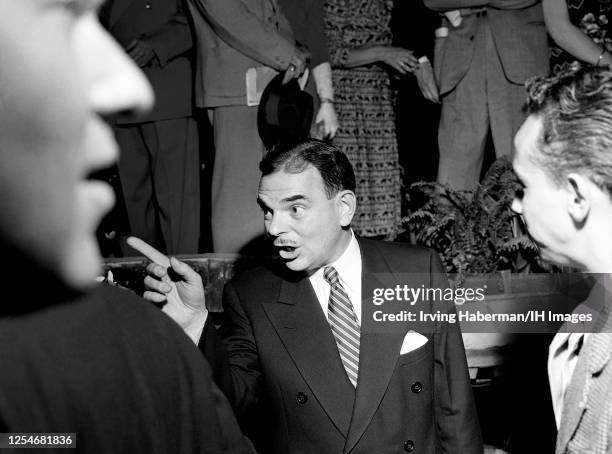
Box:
left=336, top=190, right=356, bottom=227
left=566, top=173, right=591, bottom=226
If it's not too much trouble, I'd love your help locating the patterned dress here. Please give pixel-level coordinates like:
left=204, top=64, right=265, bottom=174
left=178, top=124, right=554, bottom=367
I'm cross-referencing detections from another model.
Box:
left=324, top=0, right=400, bottom=238
left=550, top=0, right=612, bottom=73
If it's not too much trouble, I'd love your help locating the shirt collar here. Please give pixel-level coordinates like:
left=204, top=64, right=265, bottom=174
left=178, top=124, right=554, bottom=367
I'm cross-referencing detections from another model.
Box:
left=313, top=230, right=361, bottom=289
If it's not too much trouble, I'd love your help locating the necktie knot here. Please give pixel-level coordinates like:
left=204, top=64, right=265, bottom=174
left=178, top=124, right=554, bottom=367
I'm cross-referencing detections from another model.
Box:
left=324, top=266, right=340, bottom=286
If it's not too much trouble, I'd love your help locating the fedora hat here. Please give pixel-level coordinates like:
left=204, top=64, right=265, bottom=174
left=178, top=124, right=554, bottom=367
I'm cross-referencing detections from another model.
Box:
left=257, top=73, right=313, bottom=149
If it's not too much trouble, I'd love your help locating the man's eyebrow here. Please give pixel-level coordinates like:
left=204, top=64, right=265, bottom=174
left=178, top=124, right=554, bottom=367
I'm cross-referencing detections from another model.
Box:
left=54, top=0, right=103, bottom=12
left=281, top=195, right=309, bottom=203
left=256, top=197, right=269, bottom=209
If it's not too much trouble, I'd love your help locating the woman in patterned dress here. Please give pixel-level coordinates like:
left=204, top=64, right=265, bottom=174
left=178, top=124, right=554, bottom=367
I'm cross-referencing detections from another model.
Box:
left=545, top=0, right=612, bottom=73
left=324, top=0, right=417, bottom=238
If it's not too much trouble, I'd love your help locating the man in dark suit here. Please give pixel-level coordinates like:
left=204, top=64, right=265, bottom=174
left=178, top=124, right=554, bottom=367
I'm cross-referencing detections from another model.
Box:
left=100, top=0, right=200, bottom=255
left=0, top=2, right=252, bottom=452
left=139, top=140, right=483, bottom=453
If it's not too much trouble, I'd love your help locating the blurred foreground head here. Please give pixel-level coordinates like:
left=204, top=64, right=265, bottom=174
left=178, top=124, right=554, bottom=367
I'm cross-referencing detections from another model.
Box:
left=512, top=66, right=612, bottom=271
left=0, top=0, right=152, bottom=289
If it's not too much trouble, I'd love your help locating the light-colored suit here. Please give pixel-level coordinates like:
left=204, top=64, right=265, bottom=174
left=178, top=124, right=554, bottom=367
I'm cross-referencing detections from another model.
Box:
left=424, top=0, right=549, bottom=191
left=186, top=0, right=296, bottom=253
left=556, top=282, right=612, bottom=454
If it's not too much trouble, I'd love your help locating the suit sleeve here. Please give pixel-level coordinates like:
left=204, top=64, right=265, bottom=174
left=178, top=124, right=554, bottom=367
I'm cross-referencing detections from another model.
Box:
left=188, top=0, right=296, bottom=71
left=430, top=251, right=483, bottom=453
left=199, top=282, right=264, bottom=418
left=144, top=0, right=193, bottom=67
left=279, top=0, right=329, bottom=67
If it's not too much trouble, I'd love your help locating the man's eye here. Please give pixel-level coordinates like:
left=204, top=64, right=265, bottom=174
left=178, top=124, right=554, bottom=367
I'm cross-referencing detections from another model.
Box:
left=515, top=186, right=524, bottom=199
left=58, top=0, right=83, bottom=14
left=55, top=0, right=91, bottom=18
left=262, top=209, right=272, bottom=220
left=290, top=205, right=304, bottom=216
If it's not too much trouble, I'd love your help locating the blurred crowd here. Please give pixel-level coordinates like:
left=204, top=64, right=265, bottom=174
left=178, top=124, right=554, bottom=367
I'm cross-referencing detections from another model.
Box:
left=97, top=0, right=612, bottom=257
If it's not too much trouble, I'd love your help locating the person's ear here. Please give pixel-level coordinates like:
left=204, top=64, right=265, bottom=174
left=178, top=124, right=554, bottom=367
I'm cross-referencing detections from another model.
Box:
left=566, top=173, right=591, bottom=226
left=336, top=190, right=356, bottom=227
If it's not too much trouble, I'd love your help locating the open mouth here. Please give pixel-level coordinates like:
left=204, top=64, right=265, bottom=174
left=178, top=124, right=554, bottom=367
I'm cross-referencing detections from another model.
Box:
left=277, top=246, right=298, bottom=260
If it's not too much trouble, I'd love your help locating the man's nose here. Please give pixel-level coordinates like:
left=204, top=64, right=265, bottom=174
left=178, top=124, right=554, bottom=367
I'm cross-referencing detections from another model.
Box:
left=511, top=198, right=523, bottom=214
left=78, top=16, right=154, bottom=118
left=266, top=213, right=287, bottom=237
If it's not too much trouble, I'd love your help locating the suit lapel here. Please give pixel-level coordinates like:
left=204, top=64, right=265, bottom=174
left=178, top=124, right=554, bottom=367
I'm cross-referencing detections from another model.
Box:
left=344, top=239, right=405, bottom=453
left=262, top=274, right=355, bottom=437
left=556, top=279, right=612, bottom=453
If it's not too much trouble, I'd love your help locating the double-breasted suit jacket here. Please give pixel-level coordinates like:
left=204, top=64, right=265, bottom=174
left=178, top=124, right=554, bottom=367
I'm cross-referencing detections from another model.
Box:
left=203, top=238, right=482, bottom=453
left=556, top=281, right=612, bottom=454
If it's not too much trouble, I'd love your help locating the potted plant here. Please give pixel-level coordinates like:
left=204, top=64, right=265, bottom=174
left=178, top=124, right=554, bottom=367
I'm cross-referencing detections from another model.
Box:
left=402, top=157, right=583, bottom=364
left=403, top=156, right=545, bottom=282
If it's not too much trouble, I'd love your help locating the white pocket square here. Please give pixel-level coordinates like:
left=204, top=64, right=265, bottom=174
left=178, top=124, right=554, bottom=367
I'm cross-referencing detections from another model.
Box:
left=400, top=331, right=429, bottom=355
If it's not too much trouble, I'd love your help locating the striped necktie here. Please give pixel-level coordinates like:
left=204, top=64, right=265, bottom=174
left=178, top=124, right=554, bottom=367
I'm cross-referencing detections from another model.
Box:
left=324, top=266, right=360, bottom=387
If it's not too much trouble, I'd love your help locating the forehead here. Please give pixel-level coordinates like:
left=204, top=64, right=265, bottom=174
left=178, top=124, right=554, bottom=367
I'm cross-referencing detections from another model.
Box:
left=258, top=166, right=327, bottom=200
left=5, top=0, right=103, bottom=14
left=513, top=115, right=544, bottom=174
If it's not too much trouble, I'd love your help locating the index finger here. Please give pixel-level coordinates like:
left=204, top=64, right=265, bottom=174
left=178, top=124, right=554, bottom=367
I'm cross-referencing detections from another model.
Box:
left=126, top=236, right=170, bottom=267
left=125, top=39, right=139, bottom=52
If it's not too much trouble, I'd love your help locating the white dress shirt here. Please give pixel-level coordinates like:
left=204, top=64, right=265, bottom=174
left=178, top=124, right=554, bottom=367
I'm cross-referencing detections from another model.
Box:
left=548, top=331, right=588, bottom=428
left=309, top=230, right=362, bottom=324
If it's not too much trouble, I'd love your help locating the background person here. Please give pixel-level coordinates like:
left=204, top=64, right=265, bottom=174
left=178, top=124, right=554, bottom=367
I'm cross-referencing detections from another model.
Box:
left=512, top=66, right=612, bottom=453
left=324, top=0, right=416, bottom=238
left=544, top=0, right=612, bottom=73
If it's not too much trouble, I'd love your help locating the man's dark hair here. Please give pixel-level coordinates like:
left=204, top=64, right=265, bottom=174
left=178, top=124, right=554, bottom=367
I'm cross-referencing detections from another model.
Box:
left=259, top=139, right=356, bottom=198
left=525, top=65, right=612, bottom=195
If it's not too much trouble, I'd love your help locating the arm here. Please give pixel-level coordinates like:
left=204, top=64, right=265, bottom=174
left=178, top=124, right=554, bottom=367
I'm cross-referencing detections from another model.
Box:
left=279, top=0, right=330, bottom=67
left=423, top=0, right=487, bottom=12
left=423, top=0, right=539, bottom=12
left=190, top=0, right=296, bottom=71
left=543, top=0, right=612, bottom=67
left=131, top=235, right=262, bottom=415
left=211, top=283, right=264, bottom=416
left=144, top=0, right=193, bottom=67
left=324, top=6, right=416, bottom=72
left=311, top=62, right=339, bottom=140
left=430, top=251, right=483, bottom=453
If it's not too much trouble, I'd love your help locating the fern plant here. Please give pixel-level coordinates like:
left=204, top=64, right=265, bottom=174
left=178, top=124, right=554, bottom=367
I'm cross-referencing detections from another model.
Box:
left=404, top=157, right=543, bottom=278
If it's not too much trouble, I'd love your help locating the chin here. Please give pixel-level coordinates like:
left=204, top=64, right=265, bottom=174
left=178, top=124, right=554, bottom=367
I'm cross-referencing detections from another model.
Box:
left=540, top=249, right=572, bottom=268
left=285, top=259, right=306, bottom=272
left=60, top=236, right=103, bottom=290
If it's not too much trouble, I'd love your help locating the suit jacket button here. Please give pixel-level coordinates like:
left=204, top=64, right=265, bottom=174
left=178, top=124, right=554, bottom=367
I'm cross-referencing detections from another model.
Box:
left=469, top=35, right=474, bottom=41
left=411, top=382, right=423, bottom=393
left=145, top=3, right=152, bottom=9
left=297, top=392, right=308, bottom=404
left=403, top=440, right=415, bottom=452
